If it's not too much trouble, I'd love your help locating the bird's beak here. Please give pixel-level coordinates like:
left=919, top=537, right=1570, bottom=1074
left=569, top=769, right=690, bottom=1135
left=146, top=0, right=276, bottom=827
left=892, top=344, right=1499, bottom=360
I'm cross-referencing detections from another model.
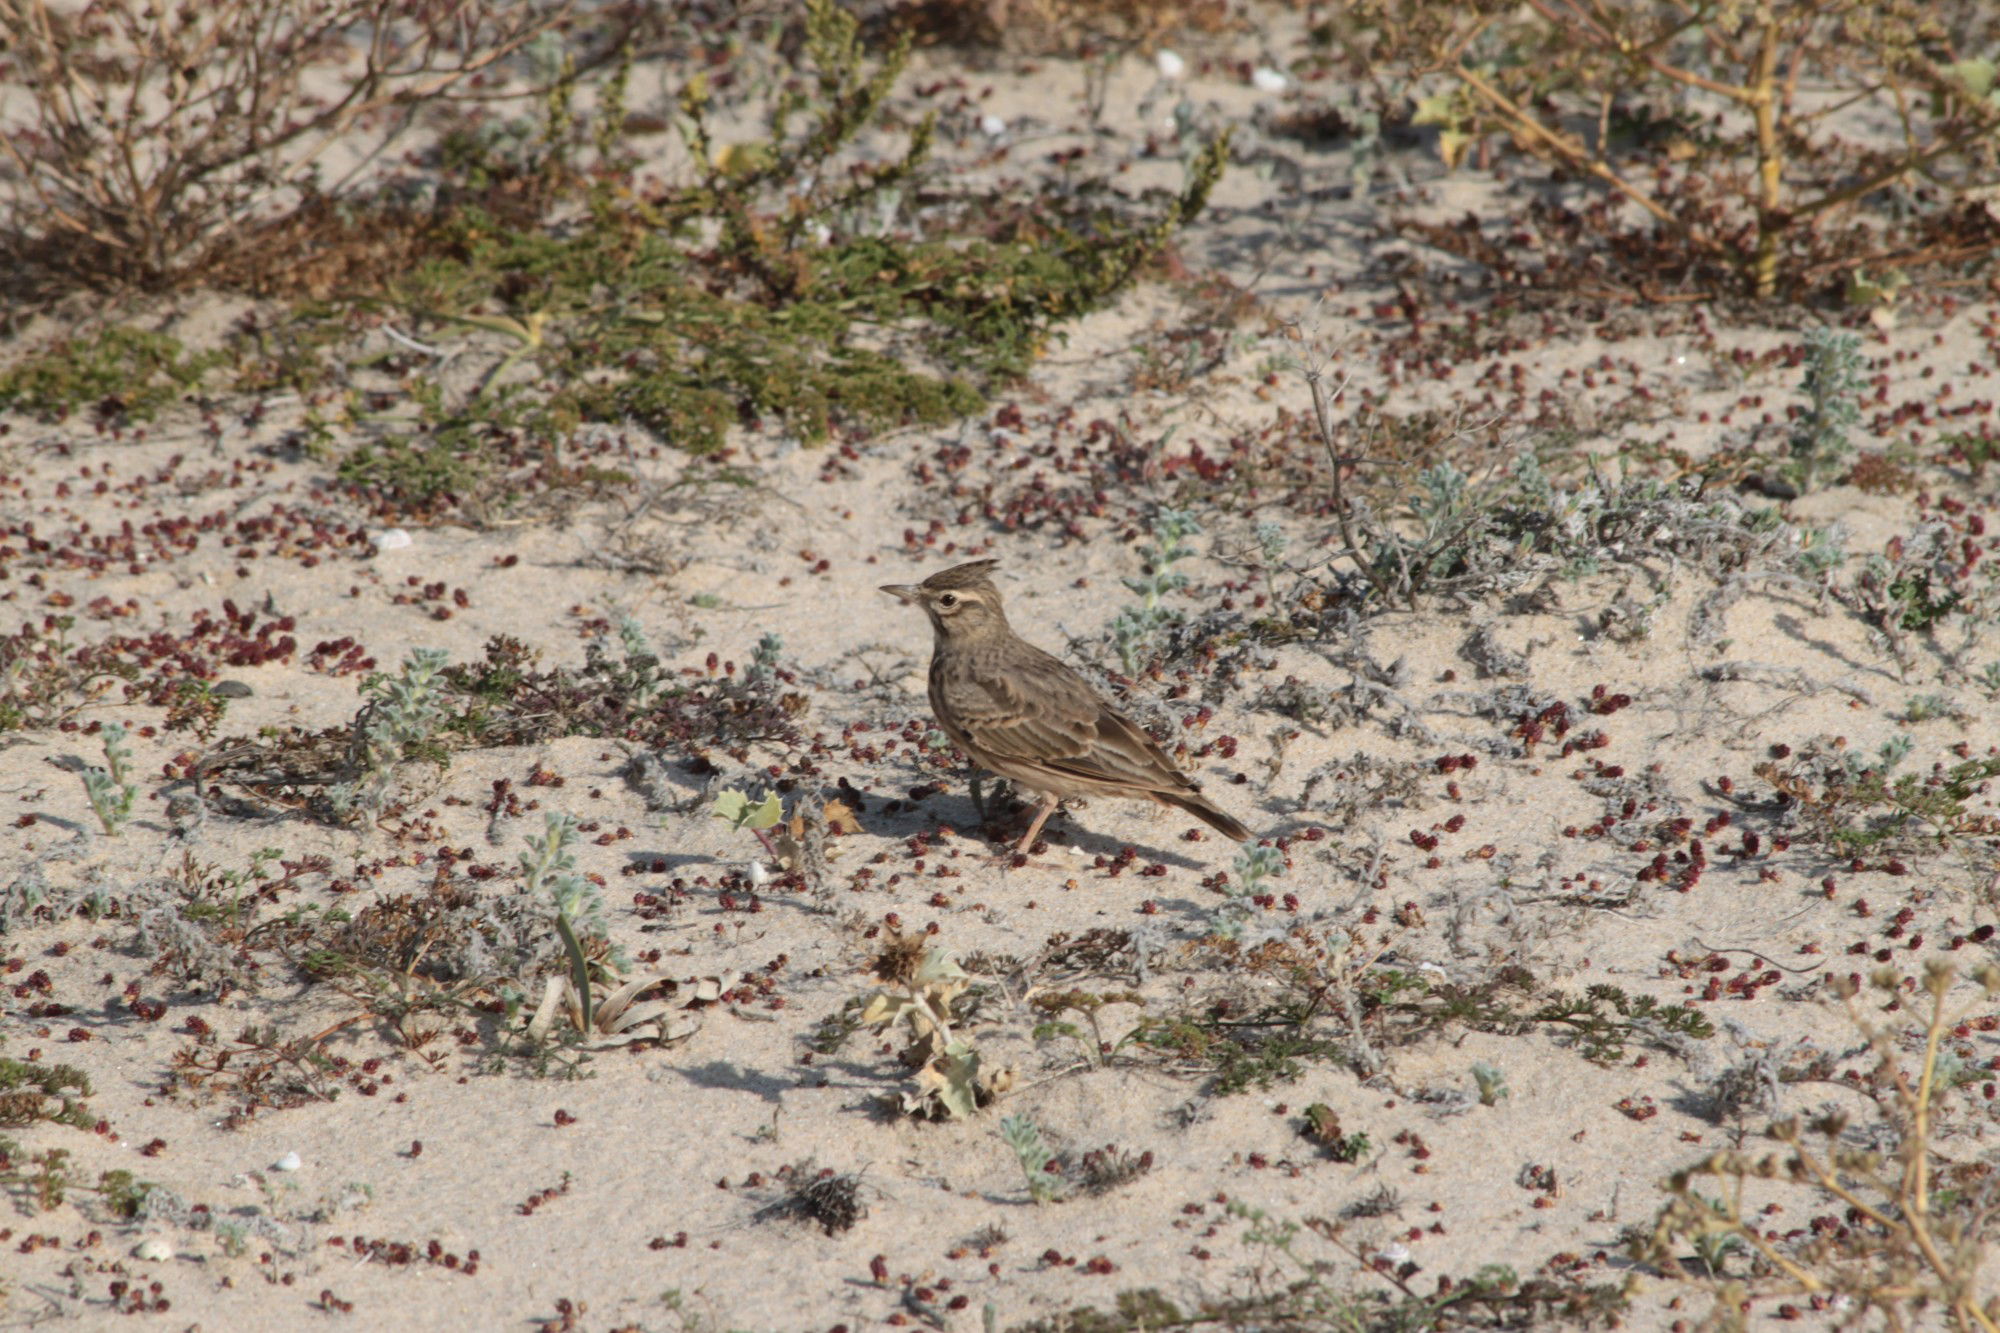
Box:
left=879, top=583, right=921, bottom=604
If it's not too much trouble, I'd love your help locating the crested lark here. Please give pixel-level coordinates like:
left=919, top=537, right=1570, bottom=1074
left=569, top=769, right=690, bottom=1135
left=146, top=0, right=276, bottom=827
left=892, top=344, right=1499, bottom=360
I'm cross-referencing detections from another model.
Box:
left=881, top=559, right=1251, bottom=857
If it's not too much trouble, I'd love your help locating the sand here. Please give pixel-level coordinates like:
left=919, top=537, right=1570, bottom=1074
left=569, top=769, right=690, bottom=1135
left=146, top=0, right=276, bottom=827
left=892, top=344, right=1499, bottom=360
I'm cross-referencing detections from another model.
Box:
left=3, top=9, right=1999, bottom=1331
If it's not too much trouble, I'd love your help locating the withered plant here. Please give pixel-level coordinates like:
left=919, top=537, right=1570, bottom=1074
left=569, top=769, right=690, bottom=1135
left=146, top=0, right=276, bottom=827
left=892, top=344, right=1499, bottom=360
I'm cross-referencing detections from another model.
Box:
left=1339, top=0, right=2000, bottom=298
left=1639, top=962, right=2000, bottom=1330
left=0, top=0, right=582, bottom=288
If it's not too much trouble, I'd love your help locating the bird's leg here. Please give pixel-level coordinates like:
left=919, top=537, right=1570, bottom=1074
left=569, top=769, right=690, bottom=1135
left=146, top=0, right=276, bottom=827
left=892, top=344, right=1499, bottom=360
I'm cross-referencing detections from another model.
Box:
left=969, top=768, right=988, bottom=823
left=1010, top=794, right=1060, bottom=858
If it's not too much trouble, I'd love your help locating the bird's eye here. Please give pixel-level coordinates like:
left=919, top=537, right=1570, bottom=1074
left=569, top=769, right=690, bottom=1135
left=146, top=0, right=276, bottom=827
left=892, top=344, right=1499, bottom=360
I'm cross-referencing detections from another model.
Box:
left=937, top=592, right=959, bottom=609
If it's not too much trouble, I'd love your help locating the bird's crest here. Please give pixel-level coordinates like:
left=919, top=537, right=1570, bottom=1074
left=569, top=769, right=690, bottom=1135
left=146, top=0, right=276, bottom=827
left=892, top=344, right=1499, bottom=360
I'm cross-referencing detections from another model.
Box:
left=921, top=559, right=999, bottom=592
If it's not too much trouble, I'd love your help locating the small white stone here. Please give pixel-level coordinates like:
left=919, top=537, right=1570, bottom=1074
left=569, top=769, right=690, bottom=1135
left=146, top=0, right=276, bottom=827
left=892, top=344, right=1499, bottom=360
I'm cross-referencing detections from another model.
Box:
left=979, top=113, right=1008, bottom=138
left=745, top=861, right=774, bottom=888
left=273, top=1151, right=303, bottom=1172
left=1251, top=66, right=1289, bottom=93
left=371, top=528, right=412, bottom=552
left=1378, top=1241, right=1411, bottom=1265
left=134, top=1238, right=174, bottom=1262
left=1155, top=50, right=1186, bottom=80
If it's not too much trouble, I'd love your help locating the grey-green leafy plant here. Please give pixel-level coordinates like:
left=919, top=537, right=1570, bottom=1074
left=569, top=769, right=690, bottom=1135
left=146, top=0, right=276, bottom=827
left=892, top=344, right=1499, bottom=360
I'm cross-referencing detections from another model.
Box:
left=519, top=811, right=611, bottom=1032
left=80, top=721, right=137, bottom=835
left=609, top=617, right=668, bottom=708
left=1212, top=844, right=1284, bottom=942
left=1870, top=734, right=1914, bottom=776
left=1898, top=693, right=1955, bottom=724
left=1787, top=328, right=1865, bottom=493
left=522, top=811, right=597, bottom=937
left=1976, top=662, right=2000, bottom=695
left=747, top=632, right=784, bottom=682
left=1109, top=507, right=1201, bottom=673
left=1472, top=1062, right=1510, bottom=1106
left=1254, top=519, right=1288, bottom=602
left=999, top=1114, right=1066, bottom=1204
left=331, top=648, right=451, bottom=820
left=1794, top=522, right=1850, bottom=577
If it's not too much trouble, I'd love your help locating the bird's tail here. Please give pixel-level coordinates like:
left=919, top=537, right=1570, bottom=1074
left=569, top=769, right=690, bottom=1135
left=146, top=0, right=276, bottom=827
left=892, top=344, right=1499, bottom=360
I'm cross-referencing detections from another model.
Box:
left=1158, top=790, right=1250, bottom=842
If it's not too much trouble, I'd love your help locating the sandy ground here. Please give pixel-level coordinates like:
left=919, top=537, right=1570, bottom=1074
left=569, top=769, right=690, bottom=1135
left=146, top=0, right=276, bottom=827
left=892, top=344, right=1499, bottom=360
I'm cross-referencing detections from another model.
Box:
left=4, top=10, right=2000, bottom=1332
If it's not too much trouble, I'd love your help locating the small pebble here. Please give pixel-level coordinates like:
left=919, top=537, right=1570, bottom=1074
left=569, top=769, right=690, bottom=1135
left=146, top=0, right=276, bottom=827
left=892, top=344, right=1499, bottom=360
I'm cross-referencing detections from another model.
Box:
left=371, top=528, right=413, bottom=552
left=1251, top=66, right=1289, bottom=93
left=274, top=1151, right=302, bottom=1172
left=134, top=1238, right=173, bottom=1262
left=212, top=680, right=254, bottom=698
left=979, top=113, right=1007, bottom=138
left=1155, top=50, right=1186, bottom=80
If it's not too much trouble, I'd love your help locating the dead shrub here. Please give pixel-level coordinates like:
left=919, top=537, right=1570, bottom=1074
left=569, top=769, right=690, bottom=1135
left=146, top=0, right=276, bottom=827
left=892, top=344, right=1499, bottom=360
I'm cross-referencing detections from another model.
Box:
left=1336, top=0, right=2000, bottom=300
left=0, top=0, right=586, bottom=290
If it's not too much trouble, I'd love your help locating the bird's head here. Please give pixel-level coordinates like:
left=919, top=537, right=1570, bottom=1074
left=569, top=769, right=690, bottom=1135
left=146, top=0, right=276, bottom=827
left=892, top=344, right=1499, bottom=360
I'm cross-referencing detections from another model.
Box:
left=879, top=559, right=1010, bottom=641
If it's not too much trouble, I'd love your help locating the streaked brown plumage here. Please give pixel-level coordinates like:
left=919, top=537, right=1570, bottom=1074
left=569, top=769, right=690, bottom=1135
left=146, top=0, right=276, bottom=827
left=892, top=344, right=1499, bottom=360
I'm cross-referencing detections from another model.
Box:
left=880, top=559, right=1251, bottom=857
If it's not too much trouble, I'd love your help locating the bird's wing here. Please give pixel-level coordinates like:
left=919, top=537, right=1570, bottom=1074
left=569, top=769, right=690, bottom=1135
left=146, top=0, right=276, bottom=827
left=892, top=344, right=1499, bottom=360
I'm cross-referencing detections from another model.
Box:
left=953, top=645, right=1194, bottom=794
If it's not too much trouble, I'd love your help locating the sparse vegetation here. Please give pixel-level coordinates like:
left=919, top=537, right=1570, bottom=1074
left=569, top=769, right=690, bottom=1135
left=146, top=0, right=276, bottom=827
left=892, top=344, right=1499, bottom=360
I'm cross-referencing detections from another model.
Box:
left=1338, top=0, right=2000, bottom=298
left=2, top=2, right=1999, bottom=1328
left=1638, top=963, right=2000, bottom=1329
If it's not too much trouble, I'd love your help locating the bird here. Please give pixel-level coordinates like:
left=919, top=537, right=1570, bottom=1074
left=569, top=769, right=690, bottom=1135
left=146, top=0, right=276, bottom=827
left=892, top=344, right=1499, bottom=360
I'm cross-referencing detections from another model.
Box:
left=880, top=559, right=1251, bottom=859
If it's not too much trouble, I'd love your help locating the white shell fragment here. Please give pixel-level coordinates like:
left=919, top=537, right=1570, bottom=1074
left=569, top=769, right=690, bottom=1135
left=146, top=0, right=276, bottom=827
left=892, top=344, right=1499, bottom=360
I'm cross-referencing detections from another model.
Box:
left=1155, top=50, right=1186, bottom=80
left=273, top=1151, right=302, bottom=1172
left=371, top=528, right=413, bottom=552
left=134, top=1238, right=174, bottom=1262
left=979, top=113, right=1007, bottom=138
left=1251, top=66, right=1289, bottom=93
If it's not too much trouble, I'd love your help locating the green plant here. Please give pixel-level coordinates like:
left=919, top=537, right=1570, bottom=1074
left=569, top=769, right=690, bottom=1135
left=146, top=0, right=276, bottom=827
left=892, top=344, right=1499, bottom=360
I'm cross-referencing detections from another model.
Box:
left=1899, top=692, right=1958, bottom=723
left=1029, top=989, right=1147, bottom=1070
left=1133, top=1002, right=1351, bottom=1097
left=1787, top=328, right=1867, bottom=492
left=1109, top=507, right=1202, bottom=673
left=0, top=1056, right=96, bottom=1130
left=1755, top=744, right=2000, bottom=853
left=521, top=811, right=604, bottom=1025
left=0, top=326, right=227, bottom=419
left=713, top=788, right=785, bottom=865
left=1252, top=520, right=1289, bottom=603
left=80, top=721, right=137, bottom=835
left=330, top=648, right=451, bottom=821
left=1211, top=843, right=1284, bottom=941
left=1372, top=971, right=1716, bottom=1063
left=1471, top=1061, right=1510, bottom=1106
left=514, top=811, right=712, bottom=1051
left=1000, top=1115, right=1066, bottom=1204
left=337, top=0, right=1231, bottom=515
left=0, top=616, right=122, bottom=732
left=1298, top=358, right=1810, bottom=611
left=1300, top=1103, right=1372, bottom=1163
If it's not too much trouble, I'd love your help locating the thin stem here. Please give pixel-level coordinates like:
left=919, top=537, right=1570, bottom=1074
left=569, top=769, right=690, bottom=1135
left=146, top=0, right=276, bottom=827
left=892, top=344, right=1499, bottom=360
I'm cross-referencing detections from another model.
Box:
left=1303, top=366, right=1391, bottom=601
